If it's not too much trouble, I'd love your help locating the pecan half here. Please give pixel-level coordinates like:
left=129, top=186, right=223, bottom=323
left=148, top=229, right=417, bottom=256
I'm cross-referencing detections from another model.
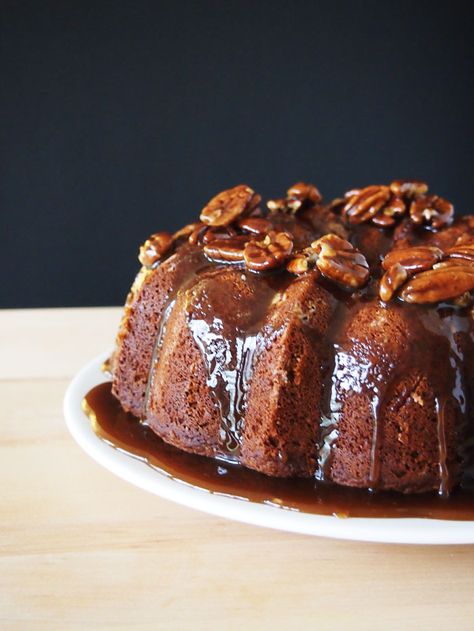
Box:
left=286, top=182, right=322, bottom=211
left=379, top=263, right=408, bottom=302
left=203, top=235, right=249, bottom=262
left=343, top=185, right=392, bottom=224
left=286, top=247, right=319, bottom=275
left=173, top=223, right=200, bottom=243
left=267, top=181, right=321, bottom=214
left=444, top=243, right=474, bottom=263
left=382, top=245, right=444, bottom=273
left=243, top=231, right=293, bottom=271
left=399, top=265, right=474, bottom=304
left=200, top=185, right=261, bottom=227
left=237, top=217, right=272, bottom=235
left=188, top=223, right=207, bottom=245
left=202, top=225, right=237, bottom=244
left=371, top=196, right=405, bottom=227
left=287, top=255, right=311, bottom=275
left=390, top=180, right=428, bottom=198
left=311, top=234, right=369, bottom=289
left=340, top=179, right=433, bottom=228
left=138, top=232, right=174, bottom=267
left=433, top=259, right=473, bottom=270
left=409, top=195, right=454, bottom=230
left=454, top=233, right=474, bottom=246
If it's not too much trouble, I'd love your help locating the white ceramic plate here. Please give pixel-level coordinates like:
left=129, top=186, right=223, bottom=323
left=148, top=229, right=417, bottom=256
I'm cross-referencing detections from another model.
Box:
left=64, top=352, right=474, bottom=545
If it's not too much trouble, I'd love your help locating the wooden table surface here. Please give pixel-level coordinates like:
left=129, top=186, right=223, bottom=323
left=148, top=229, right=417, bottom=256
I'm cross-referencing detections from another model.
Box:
left=2, top=307, right=474, bottom=630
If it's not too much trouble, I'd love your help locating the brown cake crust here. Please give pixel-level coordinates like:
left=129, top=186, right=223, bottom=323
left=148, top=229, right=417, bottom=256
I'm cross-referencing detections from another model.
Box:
left=241, top=273, right=335, bottom=476
left=111, top=181, right=474, bottom=494
left=111, top=246, right=206, bottom=417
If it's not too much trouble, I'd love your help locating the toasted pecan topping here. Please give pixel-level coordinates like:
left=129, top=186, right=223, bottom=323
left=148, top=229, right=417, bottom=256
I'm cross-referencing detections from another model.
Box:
left=188, top=222, right=207, bottom=245
left=173, top=223, right=201, bottom=242
left=379, top=263, right=408, bottom=302
left=409, top=195, right=454, bottom=230
left=138, top=232, right=173, bottom=267
left=203, top=235, right=249, bottom=262
left=237, top=217, right=272, bottom=234
left=202, top=226, right=238, bottom=244
left=390, top=180, right=428, bottom=198
left=286, top=182, right=322, bottom=210
left=382, top=246, right=444, bottom=273
left=371, top=196, right=406, bottom=227
left=433, top=259, right=472, bottom=269
left=444, top=243, right=474, bottom=262
left=286, top=247, right=319, bottom=275
left=139, top=178, right=469, bottom=305
left=243, top=231, right=293, bottom=271
left=286, top=255, right=311, bottom=275
left=343, top=185, right=392, bottom=225
left=311, top=234, right=369, bottom=289
left=380, top=241, right=474, bottom=303
left=200, top=185, right=260, bottom=227
left=267, top=181, right=322, bottom=215
left=399, top=265, right=474, bottom=304
left=337, top=179, right=455, bottom=230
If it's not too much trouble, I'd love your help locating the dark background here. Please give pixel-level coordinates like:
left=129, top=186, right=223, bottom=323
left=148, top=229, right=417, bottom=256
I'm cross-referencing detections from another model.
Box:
left=1, top=0, right=473, bottom=308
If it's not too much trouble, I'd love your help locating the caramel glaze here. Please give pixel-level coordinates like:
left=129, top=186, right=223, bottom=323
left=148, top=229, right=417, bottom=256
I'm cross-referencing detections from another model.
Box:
left=186, top=268, right=292, bottom=454
left=84, top=381, right=474, bottom=519
left=316, top=290, right=474, bottom=495
left=151, top=252, right=474, bottom=496
left=105, top=212, right=474, bottom=510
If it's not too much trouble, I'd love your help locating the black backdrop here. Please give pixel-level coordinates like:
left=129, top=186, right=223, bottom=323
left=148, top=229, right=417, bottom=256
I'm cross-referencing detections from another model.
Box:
left=2, top=0, right=473, bottom=308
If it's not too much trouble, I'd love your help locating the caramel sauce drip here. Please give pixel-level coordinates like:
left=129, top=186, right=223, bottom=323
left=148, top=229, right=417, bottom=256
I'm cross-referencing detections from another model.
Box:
left=185, top=269, right=288, bottom=453
left=83, top=382, right=474, bottom=519
left=117, top=208, right=474, bottom=501
left=317, top=297, right=473, bottom=496
left=142, top=248, right=211, bottom=420
left=135, top=242, right=473, bottom=495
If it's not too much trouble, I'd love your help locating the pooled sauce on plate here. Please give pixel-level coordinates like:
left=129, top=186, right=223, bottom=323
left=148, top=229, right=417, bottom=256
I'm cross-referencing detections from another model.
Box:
left=83, top=382, right=474, bottom=520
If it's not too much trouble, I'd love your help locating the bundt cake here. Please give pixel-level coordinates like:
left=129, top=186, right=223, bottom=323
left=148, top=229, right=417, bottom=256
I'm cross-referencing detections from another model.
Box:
left=110, top=180, right=474, bottom=495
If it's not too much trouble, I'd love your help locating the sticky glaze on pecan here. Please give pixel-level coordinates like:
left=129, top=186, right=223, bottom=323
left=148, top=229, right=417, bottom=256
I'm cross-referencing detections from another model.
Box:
left=188, top=223, right=207, bottom=245
left=311, top=234, right=369, bottom=289
left=444, top=243, right=474, bottom=263
left=200, top=185, right=261, bottom=227
left=382, top=246, right=444, bottom=274
left=380, top=242, right=474, bottom=303
left=340, top=179, right=434, bottom=228
left=286, top=255, right=311, bottom=275
left=173, top=223, right=201, bottom=243
left=371, top=196, right=406, bottom=227
left=237, top=217, right=272, bottom=235
left=203, top=235, right=249, bottom=262
left=286, top=246, right=319, bottom=275
left=390, top=180, right=428, bottom=198
left=267, top=182, right=322, bottom=215
left=202, top=226, right=238, bottom=244
left=399, top=265, right=474, bottom=304
left=138, top=232, right=174, bottom=267
left=343, top=185, right=392, bottom=224
left=409, top=195, right=454, bottom=230
left=243, top=231, right=293, bottom=271
left=379, top=263, right=408, bottom=302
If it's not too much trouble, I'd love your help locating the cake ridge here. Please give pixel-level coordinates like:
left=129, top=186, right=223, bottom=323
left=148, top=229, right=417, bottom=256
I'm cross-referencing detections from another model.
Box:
left=111, top=180, right=474, bottom=494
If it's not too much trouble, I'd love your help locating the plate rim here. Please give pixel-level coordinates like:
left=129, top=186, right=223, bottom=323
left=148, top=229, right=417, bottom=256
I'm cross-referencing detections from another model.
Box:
left=64, top=352, right=474, bottom=545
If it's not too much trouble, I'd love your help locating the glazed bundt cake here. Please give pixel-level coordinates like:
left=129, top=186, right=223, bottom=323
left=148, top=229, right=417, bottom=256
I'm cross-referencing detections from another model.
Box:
left=111, top=181, right=474, bottom=495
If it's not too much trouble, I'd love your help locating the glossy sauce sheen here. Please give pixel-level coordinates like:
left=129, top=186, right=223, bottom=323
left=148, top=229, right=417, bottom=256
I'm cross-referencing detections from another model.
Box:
left=84, top=382, right=474, bottom=519
left=148, top=249, right=474, bottom=495
left=112, top=209, right=474, bottom=502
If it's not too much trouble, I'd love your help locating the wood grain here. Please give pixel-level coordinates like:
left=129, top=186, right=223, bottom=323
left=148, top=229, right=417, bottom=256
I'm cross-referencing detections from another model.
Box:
left=1, top=307, right=474, bottom=630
